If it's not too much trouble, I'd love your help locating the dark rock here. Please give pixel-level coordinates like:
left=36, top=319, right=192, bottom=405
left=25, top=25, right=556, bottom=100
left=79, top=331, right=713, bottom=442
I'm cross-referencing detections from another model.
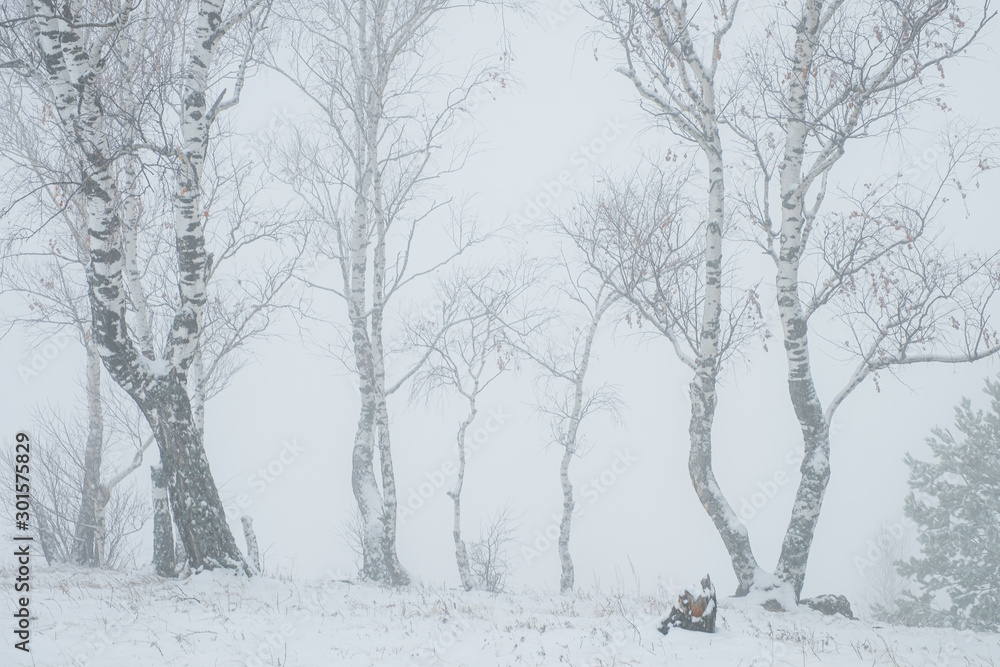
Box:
left=658, top=575, right=717, bottom=634
left=800, top=594, right=855, bottom=619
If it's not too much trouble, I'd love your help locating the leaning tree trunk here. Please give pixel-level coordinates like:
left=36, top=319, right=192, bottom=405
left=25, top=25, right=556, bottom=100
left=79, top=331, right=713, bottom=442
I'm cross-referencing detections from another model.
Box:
left=31, top=0, right=247, bottom=573
left=773, top=241, right=831, bottom=601
left=687, top=146, right=761, bottom=596
left=73, top=343, right=106, bottom=567
left=772, top=4, right=831, bottom=601
left=143, top=379, right=247, bottom=572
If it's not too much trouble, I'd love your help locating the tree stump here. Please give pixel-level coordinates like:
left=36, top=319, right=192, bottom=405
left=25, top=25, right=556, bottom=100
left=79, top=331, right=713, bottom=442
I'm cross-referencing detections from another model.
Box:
left=800, top=594, right=855, bottom=619
left=658, top=575, right=717, bottom=634
left=241, top=515, right=261, bottom=575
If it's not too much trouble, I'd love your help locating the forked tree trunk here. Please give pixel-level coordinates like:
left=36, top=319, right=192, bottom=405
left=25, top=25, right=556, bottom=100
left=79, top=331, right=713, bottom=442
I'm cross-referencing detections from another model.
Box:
left=349, top=295, right=409, bottom=585
left=143, top=380, right=246, bottom=571
left=344, top=15, right=409, bottom=584
left=30, top=0, right=248, bottom=573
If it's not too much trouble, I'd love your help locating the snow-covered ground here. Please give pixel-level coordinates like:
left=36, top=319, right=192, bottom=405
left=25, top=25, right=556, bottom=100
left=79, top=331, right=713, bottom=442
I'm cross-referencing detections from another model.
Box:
left=5, top=567, right=998, bottom=666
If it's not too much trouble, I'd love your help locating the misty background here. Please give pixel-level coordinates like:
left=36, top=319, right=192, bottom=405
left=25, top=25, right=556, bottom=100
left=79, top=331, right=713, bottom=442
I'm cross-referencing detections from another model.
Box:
left=1, top=1, right=998, bottom=602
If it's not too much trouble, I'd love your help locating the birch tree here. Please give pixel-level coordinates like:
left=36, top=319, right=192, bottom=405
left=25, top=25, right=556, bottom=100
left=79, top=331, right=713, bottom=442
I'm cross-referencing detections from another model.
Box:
left=1, top=148, right=296, bottom=569
left=518, top=259, right=620, bottom=595
left=729, top=0, right=997, bottom=599
left=592, top=0, right=780, bottom=594
left=596, top=0, right=999, bottom=600
left=267, top=0, right=500, bottom=585
left=1, top=0, right=273, bottom=572
left=408, top=263, right=534, bottom=590
left=561, top=160, right=765, bottom=592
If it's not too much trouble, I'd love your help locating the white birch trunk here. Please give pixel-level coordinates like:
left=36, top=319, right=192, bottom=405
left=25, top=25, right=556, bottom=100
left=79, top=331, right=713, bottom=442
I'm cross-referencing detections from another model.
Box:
left=558, top=292, right=617, bottom=595
left=190, top=342, right=207, bottom=439
left=449, top=399, right=478, bottom=591
left=72, top=341, right=106, bottom=567
left=688, top=147, right=762, bottom=596
left=345, top=0, right=408, bottom=585
left=346, top=116, right=398, bottom=581
left=122, top=155, right=156, bottom=360
left=609, top=0, right=759, bottom=595
left=772, top=2, right=831, bottom=600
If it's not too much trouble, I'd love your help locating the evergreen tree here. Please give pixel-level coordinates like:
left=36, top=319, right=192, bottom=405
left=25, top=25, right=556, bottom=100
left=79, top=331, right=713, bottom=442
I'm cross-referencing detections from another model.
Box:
left=891, top=377, right=1000, bottom=631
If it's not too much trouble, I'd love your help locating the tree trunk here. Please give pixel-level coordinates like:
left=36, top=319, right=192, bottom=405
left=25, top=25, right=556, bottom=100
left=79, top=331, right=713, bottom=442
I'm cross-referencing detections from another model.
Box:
left=151, top=465, right=176, bottom=578
left=687, top=147, right=762, bottom=596
left=344, top=55, right=408, bottom=583
left=143, top=379, right=247, bottom=572
left=449, top=401, right=478, bottom=591
left=557, top=291, right=615, bottom=595
left=772, top=3, right=830, bottom=601
left=73, top=343, right=105, bottom=567
left=773, top=296, right=831, bottom=599
left=366, top=94, right=408, bottom=586
left=557, top=442, right=575, bottom=595
left=374, top=392, right=409, bottom=584
left=688, top=377, right=761, bottom=595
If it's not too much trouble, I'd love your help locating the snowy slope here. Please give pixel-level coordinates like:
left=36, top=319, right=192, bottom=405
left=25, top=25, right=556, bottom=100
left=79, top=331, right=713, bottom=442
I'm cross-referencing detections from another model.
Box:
left=4, top=566, right=998, bottom=666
